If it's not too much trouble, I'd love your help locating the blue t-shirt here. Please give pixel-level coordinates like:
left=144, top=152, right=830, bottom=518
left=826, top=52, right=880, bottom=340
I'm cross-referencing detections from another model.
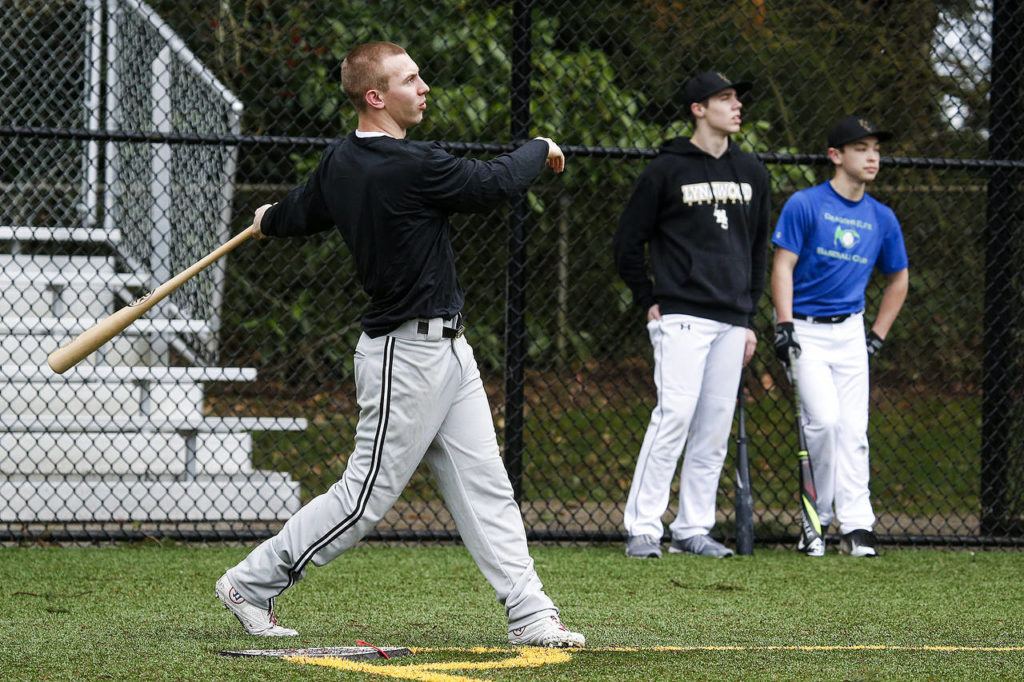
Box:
left=772, top=182, right=908, bottom=317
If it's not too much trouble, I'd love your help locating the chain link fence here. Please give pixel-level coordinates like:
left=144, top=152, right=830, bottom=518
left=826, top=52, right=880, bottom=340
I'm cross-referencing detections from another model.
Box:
left=2, top=0, right=1021, bottom=546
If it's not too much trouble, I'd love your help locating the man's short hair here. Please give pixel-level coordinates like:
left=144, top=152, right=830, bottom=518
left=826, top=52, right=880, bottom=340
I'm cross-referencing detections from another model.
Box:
left=341, top=41, right=407, bottom=111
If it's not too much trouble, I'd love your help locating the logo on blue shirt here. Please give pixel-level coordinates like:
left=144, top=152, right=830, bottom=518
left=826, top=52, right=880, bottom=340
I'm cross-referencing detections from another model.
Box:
left=833, top=227, right=860, bottom=250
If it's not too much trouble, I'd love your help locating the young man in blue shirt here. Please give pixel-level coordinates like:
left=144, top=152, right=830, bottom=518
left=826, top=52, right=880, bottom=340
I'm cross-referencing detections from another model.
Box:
left=771, top=116, right=909, bottom=557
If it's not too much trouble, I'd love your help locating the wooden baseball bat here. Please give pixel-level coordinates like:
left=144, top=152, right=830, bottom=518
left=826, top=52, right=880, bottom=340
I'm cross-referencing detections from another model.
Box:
left=47, top=225, right=256, bottom=374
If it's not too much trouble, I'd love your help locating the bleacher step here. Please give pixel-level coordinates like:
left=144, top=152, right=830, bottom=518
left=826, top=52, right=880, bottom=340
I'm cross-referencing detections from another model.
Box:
left=0, top=364, right=258, bottom=382
left=1, top=316, right=211, bottom=335
left=0, top=226, right=121, bottom=243
left=0, top=414, right=308, bottom=433
left=0, top=472, right=301, bottom=522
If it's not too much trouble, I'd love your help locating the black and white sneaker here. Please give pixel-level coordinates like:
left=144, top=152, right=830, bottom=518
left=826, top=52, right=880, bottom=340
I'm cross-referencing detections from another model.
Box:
left=840, top=529, right=879, bottom=558
left=797, top=523, right=828, bottom=557
left=796, top=532, right=825, bottom=557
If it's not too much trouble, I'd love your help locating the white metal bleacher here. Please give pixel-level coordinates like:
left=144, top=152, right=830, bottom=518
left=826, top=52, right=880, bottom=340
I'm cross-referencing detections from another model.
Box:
left=0, top=226, right=121, bottom=243
left=0, top=0, right=305, bottom=525
left=0, top=252, right=306, bottom=523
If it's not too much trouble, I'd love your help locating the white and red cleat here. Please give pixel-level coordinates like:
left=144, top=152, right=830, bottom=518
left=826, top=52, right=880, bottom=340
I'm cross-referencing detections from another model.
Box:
left=508, top=615, right=585, bottom=648
left=215, top=574, right=298, bottom=637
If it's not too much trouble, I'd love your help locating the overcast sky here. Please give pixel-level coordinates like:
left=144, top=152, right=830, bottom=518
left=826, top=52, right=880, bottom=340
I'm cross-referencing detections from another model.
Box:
left=933, top=1, right=991, bottom=131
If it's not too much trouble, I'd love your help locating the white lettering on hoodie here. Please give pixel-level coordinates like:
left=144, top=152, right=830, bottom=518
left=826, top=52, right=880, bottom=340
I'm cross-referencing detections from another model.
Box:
left=680, top=181, right=753, bottom=206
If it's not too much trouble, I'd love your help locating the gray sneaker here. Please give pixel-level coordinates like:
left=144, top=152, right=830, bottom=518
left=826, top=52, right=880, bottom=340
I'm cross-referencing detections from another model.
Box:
left=625, top=534, right=662, bottom=559
left=669, top=534, right=734, bottom=558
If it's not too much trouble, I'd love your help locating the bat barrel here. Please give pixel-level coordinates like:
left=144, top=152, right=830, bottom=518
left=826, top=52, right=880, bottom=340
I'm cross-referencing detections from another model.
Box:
left=45, top=225, right=255, bottom=374
left=734, top=379, right=755, bottom=555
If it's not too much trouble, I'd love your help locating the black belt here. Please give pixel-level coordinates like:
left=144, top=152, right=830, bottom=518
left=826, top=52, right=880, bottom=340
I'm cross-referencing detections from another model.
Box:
left=417, top=312, right=465, bottom=339
left=793, top=312, right=856, bottom=324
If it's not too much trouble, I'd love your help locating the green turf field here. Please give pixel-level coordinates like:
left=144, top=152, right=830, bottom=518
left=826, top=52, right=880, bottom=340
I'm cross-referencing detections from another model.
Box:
left=3, top=544, right=1022, bottom=680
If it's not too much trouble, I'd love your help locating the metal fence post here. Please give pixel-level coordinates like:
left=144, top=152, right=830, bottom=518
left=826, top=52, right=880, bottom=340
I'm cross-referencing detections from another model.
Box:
left=982, top=0, right=1023, bottom=536
left=504, top=0, right=533, bottom=502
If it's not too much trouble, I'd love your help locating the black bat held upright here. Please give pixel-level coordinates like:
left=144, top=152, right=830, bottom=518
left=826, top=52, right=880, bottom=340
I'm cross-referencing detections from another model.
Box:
left=734, top=377, right=755, bottom=555
left=788, top=349, right=824, bottom=556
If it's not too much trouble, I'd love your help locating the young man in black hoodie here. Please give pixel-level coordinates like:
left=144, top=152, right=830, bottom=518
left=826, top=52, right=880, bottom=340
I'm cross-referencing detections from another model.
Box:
left=214, top=41, right=584, bottom=648
left=614, top=71, right=771, bottom=559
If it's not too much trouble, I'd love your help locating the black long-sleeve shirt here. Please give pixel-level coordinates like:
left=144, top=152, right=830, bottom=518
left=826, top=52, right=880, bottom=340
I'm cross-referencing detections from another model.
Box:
left=262, top=134, right=549, bottom=336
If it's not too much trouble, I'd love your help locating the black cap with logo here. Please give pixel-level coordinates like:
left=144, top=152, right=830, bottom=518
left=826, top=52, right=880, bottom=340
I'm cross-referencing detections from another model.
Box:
left=682, top=71, right=752, bottom=106
left=827, top=115, right=893, bottom=148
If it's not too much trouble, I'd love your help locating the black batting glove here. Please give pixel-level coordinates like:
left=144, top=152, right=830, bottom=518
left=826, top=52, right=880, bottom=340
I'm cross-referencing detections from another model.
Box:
left=774, top=321, right=801, bottom=366
left=866, top=330, right=884, bottom=358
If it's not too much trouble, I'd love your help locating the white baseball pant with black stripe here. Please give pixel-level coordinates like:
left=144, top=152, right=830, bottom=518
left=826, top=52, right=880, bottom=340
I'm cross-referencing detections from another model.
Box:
left=793, top=313, right=874, bottom=533
left=227, top=318, right=557, bottom=628
left=624, top=314, right=747, bottom=541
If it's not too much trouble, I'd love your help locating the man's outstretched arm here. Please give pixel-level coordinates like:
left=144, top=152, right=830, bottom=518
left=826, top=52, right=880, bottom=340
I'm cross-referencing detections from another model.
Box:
left=417, top=138, right=563, bottom=213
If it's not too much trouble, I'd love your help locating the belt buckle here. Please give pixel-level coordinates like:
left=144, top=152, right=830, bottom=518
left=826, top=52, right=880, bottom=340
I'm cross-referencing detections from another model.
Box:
left=455, top=323, right=465, bottom=338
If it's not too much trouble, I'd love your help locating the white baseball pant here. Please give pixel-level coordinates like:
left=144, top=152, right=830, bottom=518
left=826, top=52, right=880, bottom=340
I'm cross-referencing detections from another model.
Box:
left=624, top=314, right=747, bottom=541
left=793, top=313, right=874, bottom=533
left=227, top=318, right=557, bottom=629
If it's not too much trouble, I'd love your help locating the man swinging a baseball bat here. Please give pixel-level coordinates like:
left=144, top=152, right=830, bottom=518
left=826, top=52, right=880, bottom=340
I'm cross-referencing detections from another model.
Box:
left=214, top=41, right=584, bottom=647
left=771, top=115, right=909, bottom=558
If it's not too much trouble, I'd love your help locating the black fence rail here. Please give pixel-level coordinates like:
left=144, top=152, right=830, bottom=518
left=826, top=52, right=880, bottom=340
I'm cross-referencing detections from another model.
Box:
left=2, top=0, right=1021, bottom=547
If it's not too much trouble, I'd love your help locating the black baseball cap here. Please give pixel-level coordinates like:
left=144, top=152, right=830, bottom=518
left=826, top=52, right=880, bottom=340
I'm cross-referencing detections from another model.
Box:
left=827, top=115, right=893, bottom=148
left=683, top=71, right=752, bottom=106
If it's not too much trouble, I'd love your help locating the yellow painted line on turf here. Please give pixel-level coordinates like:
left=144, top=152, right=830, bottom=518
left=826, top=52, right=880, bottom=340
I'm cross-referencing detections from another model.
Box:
left=281, top=644, right=1024, bottom=682
left=594, top=645, right=1024, bottom=653
left=285, top=646, right=573, bottom=682
left=413, top=644, right=1024, bottom=654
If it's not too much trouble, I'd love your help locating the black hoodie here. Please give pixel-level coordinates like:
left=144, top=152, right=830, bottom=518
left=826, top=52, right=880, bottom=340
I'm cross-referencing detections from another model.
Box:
left=613, top=137, right=771, bottom=327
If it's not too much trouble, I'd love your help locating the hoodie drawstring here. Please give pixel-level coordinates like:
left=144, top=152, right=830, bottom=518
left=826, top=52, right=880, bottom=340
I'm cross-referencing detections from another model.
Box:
left=701, top=155, right=718, bottom=215
left=724, top=149, right=751, bottom=235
